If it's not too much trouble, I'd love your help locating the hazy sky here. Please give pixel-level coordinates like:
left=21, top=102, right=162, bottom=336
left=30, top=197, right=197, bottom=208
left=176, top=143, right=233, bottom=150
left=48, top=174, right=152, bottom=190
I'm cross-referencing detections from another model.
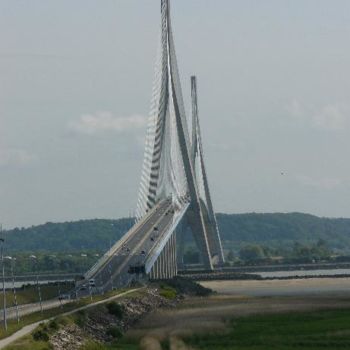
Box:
left=1, top=0, right=350, bottom=228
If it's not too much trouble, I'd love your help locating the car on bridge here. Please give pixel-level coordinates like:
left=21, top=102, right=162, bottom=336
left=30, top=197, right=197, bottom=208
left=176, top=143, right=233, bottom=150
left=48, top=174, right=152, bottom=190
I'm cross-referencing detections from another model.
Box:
left=79, top=284, right=88, bottom=291
left=89, top=279, right=96, bottom=287
left=58, top=293, right=71, bottom=301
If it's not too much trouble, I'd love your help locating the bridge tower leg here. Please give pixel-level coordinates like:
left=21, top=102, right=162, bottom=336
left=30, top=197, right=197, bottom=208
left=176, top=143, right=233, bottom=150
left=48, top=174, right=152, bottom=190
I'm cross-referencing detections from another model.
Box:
left=190, top=76, right=225, bottom=266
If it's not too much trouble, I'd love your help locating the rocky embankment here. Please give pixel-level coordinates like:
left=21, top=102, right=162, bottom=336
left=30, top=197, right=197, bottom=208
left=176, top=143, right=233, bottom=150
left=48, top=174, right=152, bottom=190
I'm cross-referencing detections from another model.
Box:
left=49, top=287, right=177, bottom=350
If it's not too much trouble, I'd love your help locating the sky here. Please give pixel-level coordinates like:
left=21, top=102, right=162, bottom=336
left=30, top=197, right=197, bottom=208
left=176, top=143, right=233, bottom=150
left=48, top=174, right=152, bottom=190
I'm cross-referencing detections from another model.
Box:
left=1, top=0, right=350, bottom=228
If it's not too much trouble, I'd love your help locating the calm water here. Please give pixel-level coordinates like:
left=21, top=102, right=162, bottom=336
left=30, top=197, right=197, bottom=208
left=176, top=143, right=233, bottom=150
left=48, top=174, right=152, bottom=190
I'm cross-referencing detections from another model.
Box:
left=255, top=269, right=350, bottom=278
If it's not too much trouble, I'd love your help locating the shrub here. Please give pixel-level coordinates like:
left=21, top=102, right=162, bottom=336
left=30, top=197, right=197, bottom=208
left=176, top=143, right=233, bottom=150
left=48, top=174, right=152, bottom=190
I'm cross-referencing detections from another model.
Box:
left=164, top=277, right=212, bottom=297
left=56, top=316, right=70, bottom=327
left=81, top=341, right=106, bottom=350
left=48, top=320, right=59, bottom=331
left=32, top=329, right=49, bottom=342
left=106, top=302, right=124, bottom=319
left=159, top=285, right=177, bottom=299
left=74, top=310, right=88, bottom=327
left=106, top=326, right=123, bottom=339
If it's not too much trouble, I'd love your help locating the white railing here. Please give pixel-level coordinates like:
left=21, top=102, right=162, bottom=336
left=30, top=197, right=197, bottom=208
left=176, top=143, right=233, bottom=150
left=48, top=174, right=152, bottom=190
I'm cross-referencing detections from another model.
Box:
left=145, top=202, right=189, bottom=274
left=84, top=199, right=168, bottom=280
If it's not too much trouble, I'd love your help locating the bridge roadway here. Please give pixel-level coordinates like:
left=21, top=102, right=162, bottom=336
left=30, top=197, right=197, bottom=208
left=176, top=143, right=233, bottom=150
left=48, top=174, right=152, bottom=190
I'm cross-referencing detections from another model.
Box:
left=81, top=197, right=178, bottom=292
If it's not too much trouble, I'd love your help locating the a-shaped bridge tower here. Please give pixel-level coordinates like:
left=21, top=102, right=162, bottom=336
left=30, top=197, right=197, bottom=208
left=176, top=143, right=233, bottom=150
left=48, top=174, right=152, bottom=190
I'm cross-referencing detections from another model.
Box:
left=84, top=0, right=224, bottom=290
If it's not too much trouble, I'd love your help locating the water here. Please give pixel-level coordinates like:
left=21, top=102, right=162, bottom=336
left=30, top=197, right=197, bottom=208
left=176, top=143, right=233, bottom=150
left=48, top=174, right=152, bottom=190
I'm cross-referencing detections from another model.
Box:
left=255, top=268, right=350, bottom=278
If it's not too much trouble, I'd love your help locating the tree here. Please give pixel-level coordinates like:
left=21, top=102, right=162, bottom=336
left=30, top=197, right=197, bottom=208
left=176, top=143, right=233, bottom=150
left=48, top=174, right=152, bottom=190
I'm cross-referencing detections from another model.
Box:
left=183, top=247, right=200, bottom=264
left=239, top=244, right=265, bottom=262
left=226, top=250, right=234, bottom=261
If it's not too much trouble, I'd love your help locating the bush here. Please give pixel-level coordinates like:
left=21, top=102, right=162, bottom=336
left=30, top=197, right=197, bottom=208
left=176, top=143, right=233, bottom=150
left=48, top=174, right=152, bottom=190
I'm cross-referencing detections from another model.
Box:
left=239, top=244, right=265, bottom=261
left=159, top=285, right=177, bottom=299
left=48, top=319, right=59, bottom=331
left=106, top=302, right=124, bottom=319
left=164, top=277, right=212, bottom=297
left=106, top=326, right=123, bottom=339
left=56, top=316, right=70, bottom=327
left=32, top=329, right=49, bottom=342
left=81, top=341, right=106, bottom=350
left=74, top=310, right=88, bottom=327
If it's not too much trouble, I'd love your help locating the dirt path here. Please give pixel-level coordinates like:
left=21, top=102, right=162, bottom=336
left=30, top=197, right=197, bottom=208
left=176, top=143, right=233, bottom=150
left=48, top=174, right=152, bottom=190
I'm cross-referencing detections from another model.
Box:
left=0, top=288, right=143, bottom=349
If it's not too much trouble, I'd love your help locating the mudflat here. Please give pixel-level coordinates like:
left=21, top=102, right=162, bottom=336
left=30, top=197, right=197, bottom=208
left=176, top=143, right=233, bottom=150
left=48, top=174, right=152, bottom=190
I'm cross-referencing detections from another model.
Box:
left=125, top=278, right=350, bottom=347
left=200, top=277, right=350, bottom=297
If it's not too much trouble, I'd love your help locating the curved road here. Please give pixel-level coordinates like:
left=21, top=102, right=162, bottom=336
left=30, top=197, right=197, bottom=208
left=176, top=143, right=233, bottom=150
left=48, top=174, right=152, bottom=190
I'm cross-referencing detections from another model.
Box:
left=0, top=288, right=143, bottom=349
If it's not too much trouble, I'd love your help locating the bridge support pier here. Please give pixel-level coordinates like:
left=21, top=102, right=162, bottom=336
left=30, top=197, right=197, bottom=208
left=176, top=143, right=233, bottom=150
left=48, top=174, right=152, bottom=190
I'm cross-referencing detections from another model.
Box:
left=149, top=232, right=177, bottom=280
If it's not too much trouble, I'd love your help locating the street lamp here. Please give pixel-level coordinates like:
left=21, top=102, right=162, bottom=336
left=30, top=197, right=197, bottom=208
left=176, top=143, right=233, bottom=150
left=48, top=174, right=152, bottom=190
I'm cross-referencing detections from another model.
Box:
left=82, top=254, right=93, bottom=301
left=74, top=275, right=79, bottom=301
left=0, top=235, right=7, bottom=331
left=48, top=255, right=63, bottom=308
left=30, top=255, right=43, bottom=313
left=4, top=257, right=19, bottom=324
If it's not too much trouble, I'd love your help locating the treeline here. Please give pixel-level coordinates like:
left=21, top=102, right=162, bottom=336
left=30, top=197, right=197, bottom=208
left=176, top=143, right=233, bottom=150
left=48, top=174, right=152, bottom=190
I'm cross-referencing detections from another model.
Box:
left=5, top=252, right=99, bottom=275
left=217, top=212, right=350, bottom=253
left=227, top=239, right=333, bottom=265
left=3, top=219, right=133, bottom=253
left=3, top=212, right=350, bottom=255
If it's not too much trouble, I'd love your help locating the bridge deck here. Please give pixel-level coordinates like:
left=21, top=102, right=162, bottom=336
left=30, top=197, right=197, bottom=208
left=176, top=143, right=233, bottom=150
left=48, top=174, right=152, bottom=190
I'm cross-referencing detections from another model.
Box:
left=83, top=197, right=180, bottom=290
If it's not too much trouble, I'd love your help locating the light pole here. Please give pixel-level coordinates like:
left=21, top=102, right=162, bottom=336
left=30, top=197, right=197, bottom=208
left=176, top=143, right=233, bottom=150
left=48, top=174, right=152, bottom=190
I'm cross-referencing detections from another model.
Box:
left=5, top=257, right=19, bottom=324
left=74, top=275, right=79, bottom=300
left=50, top=255, right=62, bottom=309
left=0, top=234, right=7, bottom=332
left=30, top=255, right=43, bottom=313
left=81, top=253, right=92, bottom=301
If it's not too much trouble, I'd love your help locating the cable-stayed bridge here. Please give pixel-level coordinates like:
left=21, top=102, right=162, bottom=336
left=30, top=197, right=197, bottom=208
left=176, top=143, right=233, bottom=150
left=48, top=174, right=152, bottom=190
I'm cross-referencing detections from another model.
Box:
left=82, top=0, right=224, bottom=291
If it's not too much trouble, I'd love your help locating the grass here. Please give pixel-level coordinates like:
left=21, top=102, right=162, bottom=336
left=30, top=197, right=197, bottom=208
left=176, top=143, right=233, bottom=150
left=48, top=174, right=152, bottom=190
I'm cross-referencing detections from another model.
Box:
left=4, top=334, right=53, bottom=350
left=0, top=287, right=131, bottom=342
left=107, top=308, right=350, bottom=350
left=185, top=308, right=350, bottom=350
left=11, top=283, right=350, bottom=350
left=159, top=284, right=177, bottom=300
left=80, top=340, right=107, bottom=350
left=106, top=302, right=124, bottom=319
left=3, top=287, right=136, bottom=350
left=0, top=283, right=74, bottom=308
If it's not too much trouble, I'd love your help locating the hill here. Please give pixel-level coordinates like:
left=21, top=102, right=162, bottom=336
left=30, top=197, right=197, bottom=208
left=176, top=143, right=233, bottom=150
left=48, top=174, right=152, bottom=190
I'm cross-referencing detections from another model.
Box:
left=4, top=218, right=133, bottom=253
left=217, top=213, right=350, bottom=253
left=3, top=213, right=350, bottom=254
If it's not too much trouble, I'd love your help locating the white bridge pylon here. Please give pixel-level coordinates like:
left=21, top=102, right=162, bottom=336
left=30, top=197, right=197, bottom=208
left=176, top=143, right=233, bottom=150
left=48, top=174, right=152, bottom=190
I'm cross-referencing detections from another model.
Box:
left=84, top=0, right=224, bottom=288
left=136, top=0, right=224, bottom=277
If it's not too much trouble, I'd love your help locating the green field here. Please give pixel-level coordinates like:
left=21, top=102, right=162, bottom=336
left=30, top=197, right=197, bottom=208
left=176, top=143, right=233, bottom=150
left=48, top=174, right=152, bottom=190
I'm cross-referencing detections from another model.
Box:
left=184, top=309, right=350, bottom=350
left=110, top=308, right=350, bottom=350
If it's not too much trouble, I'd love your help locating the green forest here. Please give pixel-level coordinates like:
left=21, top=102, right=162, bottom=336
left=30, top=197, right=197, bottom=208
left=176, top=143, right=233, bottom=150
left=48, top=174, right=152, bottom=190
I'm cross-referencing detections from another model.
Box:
left=3, top=212, right=350, bottom=254
left=2, top=212, right=350, bottom=274
left=217, top=212, right=350, bottom=253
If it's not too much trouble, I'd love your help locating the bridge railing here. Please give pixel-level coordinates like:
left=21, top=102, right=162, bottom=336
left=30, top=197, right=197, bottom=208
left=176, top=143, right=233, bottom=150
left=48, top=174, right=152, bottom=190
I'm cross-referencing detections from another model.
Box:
left=84, top=199, right=169, bottom=281
left=145, top=202, right=189, bottom=274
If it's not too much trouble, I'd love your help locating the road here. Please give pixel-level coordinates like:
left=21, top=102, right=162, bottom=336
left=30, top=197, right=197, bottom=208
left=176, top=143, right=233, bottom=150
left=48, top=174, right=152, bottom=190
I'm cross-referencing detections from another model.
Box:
left=85, top=198, right=178, bottom=291
left=0, top=288, right=143, bottom=349
left=6, top=298, right=72, bottom=321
